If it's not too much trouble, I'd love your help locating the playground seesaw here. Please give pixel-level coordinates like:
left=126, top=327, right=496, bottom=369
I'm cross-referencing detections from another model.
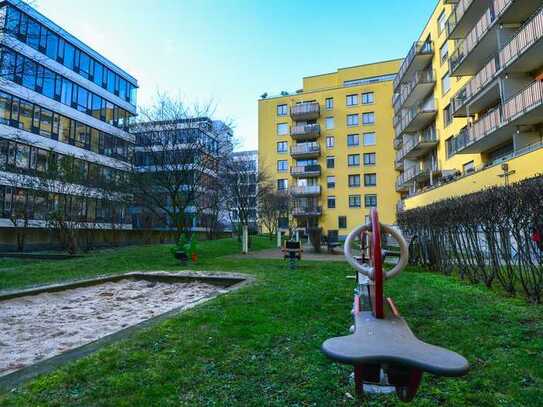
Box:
left=321, top=209, right=469, bottom=402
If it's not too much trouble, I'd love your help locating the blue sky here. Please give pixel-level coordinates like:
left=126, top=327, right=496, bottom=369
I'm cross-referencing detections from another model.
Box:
left=35, top=0, right=436, bottom=150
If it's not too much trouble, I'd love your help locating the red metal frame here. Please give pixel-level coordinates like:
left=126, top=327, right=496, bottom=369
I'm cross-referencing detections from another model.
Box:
left=371, top=209, right=384, bottom=319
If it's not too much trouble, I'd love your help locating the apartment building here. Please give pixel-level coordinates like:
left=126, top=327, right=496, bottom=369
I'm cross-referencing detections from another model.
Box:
left=258, top=60, right=401, bottom=238
left=395, top=0, right=543, bottom=211
left=0, top=0, right=137, bottom=230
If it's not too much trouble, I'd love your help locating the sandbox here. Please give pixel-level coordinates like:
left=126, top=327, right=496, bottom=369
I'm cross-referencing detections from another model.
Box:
left=0, top=271, right=250, bottom=389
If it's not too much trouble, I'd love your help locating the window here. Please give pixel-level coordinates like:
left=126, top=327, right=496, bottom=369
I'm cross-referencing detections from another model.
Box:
left=363, top=152, right=376, bottom=166
left=277, top=104, right=288, bottom=116
left=325, top=117, right=334, bottom=129
left=463, top=160, right=475, bottom=174
left=326, top=156, right=335, bottom=169
left=327, top=176, right=336, bottom=188
left=338, top=216, right=347, bottom=229
left=440, top=42, right=449, bottom=64
left=277, top=160, right=288, bottom=172
left=325, top=97, right=333, bottom=110
left=362, top=92, right=374, bottom=104
left=347, top=114, right=358, bottom=126
left=365, top=194, right=377, bottom=208
left=277, top=179, right=288, bottom=191
left=348, top=174, right=361, bottom=187
left=346, top=94, right=358, bottom=106
left=364, top=173, right=377, bottom=186
left=348, top=154, right=360, bottom=167
left=442, top=73, right=451, bottom=95
left=277, top=123, right=288, bottom=136
left=437, top=10, right=447, bottom=33
left=446, top=136, right=455, bottom=158
left=347, top=134, right=359, bottom=147
left=362, top=112, right=375, bottom=125
left=327, top=196, right=336, bottom=209
left=363, top=132, right=376, bottom=146
left=277, top=141, right=288, bottom=153
left=326, top=136, right=335, bottom=148
left=0, top=92, right=10, bottom=124
left=443, top=104, right=453, bottom=127
left=349, top=195, right=361, bottom=208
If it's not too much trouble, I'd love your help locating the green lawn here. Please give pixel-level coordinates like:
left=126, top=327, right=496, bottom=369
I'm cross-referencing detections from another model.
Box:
left=0, top=237, right=542, bottom=406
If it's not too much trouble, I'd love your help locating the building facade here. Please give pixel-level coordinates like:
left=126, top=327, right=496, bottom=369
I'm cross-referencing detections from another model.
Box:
left=227, top=149, right=258, bottom=233
left=0, top=0, right=137, bottom=229
left=132, top=117, right=232, bottom=233
left=395, top=0, right=543, bottom=211
left=258, top=60, right=401, bottom=238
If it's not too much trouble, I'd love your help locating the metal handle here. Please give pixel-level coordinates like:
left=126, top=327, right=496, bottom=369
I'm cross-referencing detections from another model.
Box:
left=344, top=223, right=409, bottom=280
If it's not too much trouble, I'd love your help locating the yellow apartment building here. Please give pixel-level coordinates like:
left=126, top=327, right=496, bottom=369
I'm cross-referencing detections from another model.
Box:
left=258, top=60, right=401, bottom=238
left=394, top=0, right=543, bottom=210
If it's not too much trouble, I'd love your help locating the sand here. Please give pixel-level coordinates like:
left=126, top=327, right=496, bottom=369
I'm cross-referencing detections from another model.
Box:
left=0, top=279, right=222, bottom=377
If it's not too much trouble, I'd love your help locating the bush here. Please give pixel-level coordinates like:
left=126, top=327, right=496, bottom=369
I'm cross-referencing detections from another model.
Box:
left=398, top=175, right=543, bottom=303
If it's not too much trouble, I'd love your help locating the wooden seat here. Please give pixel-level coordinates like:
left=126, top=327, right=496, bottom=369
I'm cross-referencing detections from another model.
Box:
left=321, top=312, right=469, bottom=377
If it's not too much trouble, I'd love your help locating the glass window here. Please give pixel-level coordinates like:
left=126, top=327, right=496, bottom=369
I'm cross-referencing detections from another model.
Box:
left=277, top=104, right=288, bottom=116
left=79, top=52, right=91, bottom=79
left=93, top=62, right=103, bottom=87
left=348, top=174, right=360, bottom=187
left=442, top=73, right=451, bottom=95
left=364, top=173, right=377, bottom=186
left=42, top=67, right=55, bottom=98
left=349, top=195, right=361, bottom=208
left=277, top=123, right=288, bottom=136
left=326, top=156, right=335, bottom=169
left=325, top=117, right=334, bottom=129
left=363, top=152, right=376, bottom=166
left=61, top=79, right=72, bottom=105
left=463, top=160, right=475, bottom=174
left=363, top=132, right=376, bottom=146
left=443, top=104, right=453, bottom=127
left=18, top=100, right=32, bottom=132
left=347, top=134, right=359, bottom=147
left=77, top=87, right=89, bottom=112
left=327, top=196, right=336, bottom=209
left=338, top=216, right=347, bottom=229
left=22, top=58, right=37, bottom=90
left=437, top=10, right=447, bottom=33
left=36, top=149, right=48, bottom=173
left=325, top=98, right=333, bottom=110
left=0, top=49, right=16, bottom=82
left=63, top=42, right=75, bottom=69
left=74, top=122, right=89, bottom=149
left=40, top=108, right=53, bottom=137
left=440, top=42, right=449, bottom=64
left=105, top=101, right=114, bottom=125
left=365, top=194, right=377, bottom=207
left=348, top=154, right=360, bottom=167
left=346, top=94, right=358, bottom=106
left=277, top=179, right=288, bottom=191
left=277, top=160, right=288, bottom=172
left=6, top=7, right=21, bottom=34
left=327, top=176, right=335, bottom=188
left=59, top=116, right=71, bottom=143
left=362, top=92, right=374, bottom=104
left=277, top=141, right=288, bottom=153
left=27, top=18, right=41, bottom=49
left=107, top=68, right=115, bottom=93
left=326, top=136, right=335, bottom=148
left=0, top=92, right=11, bottom=124
left=15, top=144, right=30, bottom=169
left=46, top=31, right=59, bottom=60
left=119, top=78, right=127, bottom=100
left=362, top=112, right=375, bottom=125
left=347, top=114, right=358, bottom=126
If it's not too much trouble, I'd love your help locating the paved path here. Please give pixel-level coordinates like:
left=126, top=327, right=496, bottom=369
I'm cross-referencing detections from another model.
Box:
left=228, top=247, right=347, bottom=262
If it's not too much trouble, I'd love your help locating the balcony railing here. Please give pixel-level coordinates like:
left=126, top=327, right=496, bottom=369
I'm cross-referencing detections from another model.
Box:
left=499, top=6, right=543, bottom=71
left=445, top=0, right=475, bottom=37
left=396, top=127, right=439, bottom=161
left=290, top=164, right=321, bottom=177
left=449, top=0, right=513, bottom=74
left=290, top=102, right=320, bottom=120
left=394, top=137, right=403, bottom=150
left=396, top=162, right=440, bottom=190
left=290, top=124, right=320, bottom=140
left=290, top=143, right=321, bottom=157
left=292, top=206, right=322, bottom=217
left=503, top=79, right=543, bottom=122
left=453, top=55, right=499, bottom=114
left=290, top=185, right=321, bottom=196
left=394, top=101, right=437, bottom=138
left=394, top=70, right=436, bottom=112
left=393, top=41, right=434, bottom=90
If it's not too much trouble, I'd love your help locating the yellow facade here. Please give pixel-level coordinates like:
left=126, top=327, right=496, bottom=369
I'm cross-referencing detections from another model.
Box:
left=258, top=60, right=401, bottom=236
left=395, top=0, right=543, bottom=211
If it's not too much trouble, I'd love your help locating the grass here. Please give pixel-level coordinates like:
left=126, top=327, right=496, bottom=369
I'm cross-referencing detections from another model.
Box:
left=0, top=236, right=542, bottom=406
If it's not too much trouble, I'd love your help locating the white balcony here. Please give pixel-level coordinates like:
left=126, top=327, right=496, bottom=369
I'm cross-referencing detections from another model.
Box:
left=290, top=124, right=320, bottom=141
left=290, top=143, right=321, bottom=159
left=290, top=102, right=320, bottom=121
left=394, top=70, right=436, bottom=113
left=394, top=100, right=437, bottom=138
left=290, top=185, right=321, bottom=197
left=290, top=164, right=321, bottom=178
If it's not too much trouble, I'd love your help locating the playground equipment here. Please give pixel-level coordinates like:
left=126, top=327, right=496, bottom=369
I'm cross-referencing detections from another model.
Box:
left=282, top=240, right=303, bottom=269
left=321, top=209, right=469, bottom=402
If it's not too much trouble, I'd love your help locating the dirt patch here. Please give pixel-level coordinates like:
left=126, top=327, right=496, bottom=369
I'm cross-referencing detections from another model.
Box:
left=0, top=279, right=222, bottom=377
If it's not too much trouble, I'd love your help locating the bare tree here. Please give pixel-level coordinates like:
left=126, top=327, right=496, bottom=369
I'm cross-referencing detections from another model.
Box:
left=259, top=188, right=291, bottom=240
left=130, top=94, right=233, bottom=240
